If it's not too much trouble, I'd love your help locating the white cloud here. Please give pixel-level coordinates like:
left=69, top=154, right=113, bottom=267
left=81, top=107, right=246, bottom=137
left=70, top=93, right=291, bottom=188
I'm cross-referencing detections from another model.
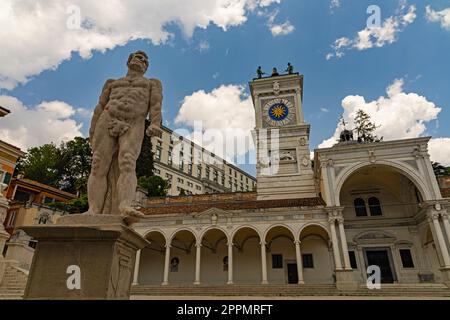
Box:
left=426, top=5, right=450, bottom=30
left=429, top=138, right=450, bottom=166
left=330, top=0, right=341, bottom=10
left=0, top=95, right=83, bottom=150
left=270, top=21, right=295, bottom=36
left=260, top=9, right=295, bottom=37
left=0, top=0, right=284, bottom=90
left=327, top=4, right=416, bottom=59
left=174, top=85, right=255, bottom=163
left=320, top=107, right=330, bottom=113
left=318, top=78, right=450, bottom=165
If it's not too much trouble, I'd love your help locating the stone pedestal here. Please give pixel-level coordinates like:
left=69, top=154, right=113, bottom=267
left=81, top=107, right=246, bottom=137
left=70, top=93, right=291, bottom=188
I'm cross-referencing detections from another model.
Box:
left=22, top=214, right=148, bottom=300
left=336, top=270, right=358, bottom=291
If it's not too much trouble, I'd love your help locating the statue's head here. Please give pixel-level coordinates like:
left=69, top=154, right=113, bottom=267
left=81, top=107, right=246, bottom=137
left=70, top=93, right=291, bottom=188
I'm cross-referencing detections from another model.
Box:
left=127, top=50, right=149, bottom=73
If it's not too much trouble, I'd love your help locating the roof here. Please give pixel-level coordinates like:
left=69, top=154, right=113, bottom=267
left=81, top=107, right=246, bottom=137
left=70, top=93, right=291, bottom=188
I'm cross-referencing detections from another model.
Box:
left=141, top=191, right=325, bottom=215
left=11, top=178, right=77, bottom=199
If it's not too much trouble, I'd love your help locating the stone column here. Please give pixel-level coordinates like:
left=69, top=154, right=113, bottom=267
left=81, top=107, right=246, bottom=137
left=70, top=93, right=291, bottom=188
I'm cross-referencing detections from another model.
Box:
left=329, top=218, right=342, bottom=270
left=162, top=244, right=171, bottom=286
left=0, top=196, right=10, bottom=256
left=294, top=240, right=304, bottom=284
left=132, top=249, right=141, bottom=285
left=194, top=242, right=201, bottom=285
left=227, top=242, right=233, bottom=285
left=431, top=213, right=450, bottom=267
left=260, top=241, right=268, bottom=284
left=337, top=218, right=352, bottom=270
left=442, top=212, right=450, bottom=250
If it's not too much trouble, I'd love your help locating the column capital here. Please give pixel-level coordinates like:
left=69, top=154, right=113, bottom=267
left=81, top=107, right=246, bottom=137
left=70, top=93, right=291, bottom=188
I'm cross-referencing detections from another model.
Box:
left=428, top=211, right=441, bottom=222
left=227, top=242, right=234, bottom=247
left=165, top=244, right=172, bottom=249
left=259, top=241, right=267, bottom=246
left=195, top=242, right=202, bottom=248
left=326, top=206, right=344, bottom=223
left=294, top=240, right=301, bottom=245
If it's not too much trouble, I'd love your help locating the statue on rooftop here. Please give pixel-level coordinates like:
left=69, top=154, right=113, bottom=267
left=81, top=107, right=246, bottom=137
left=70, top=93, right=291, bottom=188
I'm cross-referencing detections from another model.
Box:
left=271, top=67, right=279, bottom=77
left=85, top=50, right=163, bottom=222
left=285, top=63, right=294, bottom=74
left=256, top=66, right=265, bottom=79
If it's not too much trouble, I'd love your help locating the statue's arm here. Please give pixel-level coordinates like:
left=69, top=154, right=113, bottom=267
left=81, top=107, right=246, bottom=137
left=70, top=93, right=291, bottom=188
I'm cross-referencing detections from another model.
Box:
left=89, top=79, right=114, bottom=142
left=147, top=78, right=163, bottom=137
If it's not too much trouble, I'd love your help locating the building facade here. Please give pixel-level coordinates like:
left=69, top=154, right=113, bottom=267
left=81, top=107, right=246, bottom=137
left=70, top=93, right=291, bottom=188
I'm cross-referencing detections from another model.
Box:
left=151, top=126, right=256, bottom=196
left=130, top=73, right=450, bottom=291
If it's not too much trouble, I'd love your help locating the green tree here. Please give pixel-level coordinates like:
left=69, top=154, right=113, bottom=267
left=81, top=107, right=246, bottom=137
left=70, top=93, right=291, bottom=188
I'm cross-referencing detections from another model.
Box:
left=137, top=175, right=169, bottom=197
left=353, top=109, right=383, bottom=143
left=136, top=119, right=155, bottom=179
left=432, top=162, right=449, bottom=177
left=15, top=143, right=63, bottom=187
left=59, top=137, right=92, bottom=194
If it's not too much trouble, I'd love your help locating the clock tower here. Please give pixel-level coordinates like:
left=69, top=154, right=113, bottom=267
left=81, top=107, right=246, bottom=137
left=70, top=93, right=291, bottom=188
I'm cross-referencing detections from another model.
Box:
left=250, top=72, right=318, bottom=200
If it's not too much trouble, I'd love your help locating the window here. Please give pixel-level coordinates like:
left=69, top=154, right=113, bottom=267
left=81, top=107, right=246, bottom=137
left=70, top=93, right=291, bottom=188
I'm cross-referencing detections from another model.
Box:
left=302, top=254, right=314, bottom=268
left=43, top=197, right=54, bottom=204
left=197, top=166, right=202, bottom=178
left=399, top=249, right=415, bottom=268
left=188, top=164, right=193, bottom=175
left=156, top=139, right=162, bottom=147
left=272, top=254, right=283, bottom=269
left=2, top=172, right=11, bottom=185
left=349, top=251, right=357, bottom=269
left=154, top=168, right=161, bottom=174
left=155, top=148, right=161, bottom=160
left=177, top=178, right=184, bottom=184
left=213, top=170, right=218, bottom=183
left=38, top=215, right=49, bottom=224
left=354, top=198, right=367, bottom=217
left=368, top=197, right=382, bottom=216
left=179, top=162, right=184, bottom=171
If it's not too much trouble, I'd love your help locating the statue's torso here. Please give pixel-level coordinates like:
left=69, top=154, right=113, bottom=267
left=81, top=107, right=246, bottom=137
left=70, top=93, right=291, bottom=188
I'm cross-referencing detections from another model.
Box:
left=105, top=76, right=152, bottom=122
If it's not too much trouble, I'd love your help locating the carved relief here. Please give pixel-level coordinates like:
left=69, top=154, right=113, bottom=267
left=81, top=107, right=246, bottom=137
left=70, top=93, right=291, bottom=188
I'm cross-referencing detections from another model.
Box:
left=273, top=81, right=280, bottom=95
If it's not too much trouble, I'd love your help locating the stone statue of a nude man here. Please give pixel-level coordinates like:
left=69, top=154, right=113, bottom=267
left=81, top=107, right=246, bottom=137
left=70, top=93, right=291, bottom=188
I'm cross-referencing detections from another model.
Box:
left=85, top=50, right=162, bottom=221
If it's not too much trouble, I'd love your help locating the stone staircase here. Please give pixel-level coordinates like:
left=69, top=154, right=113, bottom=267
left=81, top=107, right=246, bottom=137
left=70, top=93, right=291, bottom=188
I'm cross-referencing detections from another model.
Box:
left=131, top=283, right=450, bottom=298
left=0, top=264, right=28, bottom=299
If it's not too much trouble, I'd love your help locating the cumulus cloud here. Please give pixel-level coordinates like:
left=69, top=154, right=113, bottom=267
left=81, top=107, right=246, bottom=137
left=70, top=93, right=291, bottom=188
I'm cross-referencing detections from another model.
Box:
left=318, top=78, right=450, bottom=165
left=0, top=0, right=284, bottom=89
left=174, top=85, right=255, bottom=164
left=270, top=21, right=295, bottom=36
left=0, top=95, right=83, bottom=150
left=326, top=4, right=416, bottom=59
left=426, top=5, right=450, bottom=30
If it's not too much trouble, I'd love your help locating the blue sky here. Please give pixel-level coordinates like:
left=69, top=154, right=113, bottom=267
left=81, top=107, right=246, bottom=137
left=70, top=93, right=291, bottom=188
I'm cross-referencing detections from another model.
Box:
left=0, top=0, right=449, bottom=176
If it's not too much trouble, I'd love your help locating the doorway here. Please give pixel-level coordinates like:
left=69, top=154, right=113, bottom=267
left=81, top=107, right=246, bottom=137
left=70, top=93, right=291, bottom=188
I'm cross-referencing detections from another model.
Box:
left=364, top=248, right=396, bottom=283
left=287, top=263, right=298, bottom=284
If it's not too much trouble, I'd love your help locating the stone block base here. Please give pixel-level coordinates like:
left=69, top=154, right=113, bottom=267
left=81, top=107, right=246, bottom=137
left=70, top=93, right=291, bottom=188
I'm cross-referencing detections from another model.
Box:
left=440, top=267, right=450, bottom=288
left=22, top=214, right=148, bottom=300
left=336, top=270, right=358, bottom=291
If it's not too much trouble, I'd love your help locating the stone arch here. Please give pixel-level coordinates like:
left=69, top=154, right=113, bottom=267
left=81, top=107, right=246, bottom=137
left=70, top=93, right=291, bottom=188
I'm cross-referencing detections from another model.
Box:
left=298, top=222, right=334, bottom=284
left=263, top=224, right=296, bottom=242
left=334, top=160, right=431, bottom=206
left=232, top=226, right=262, bottom=284
left=143, top=229, right=168, bottom=244
left=199, top=226, right=231, bottom=244
left=168, top=227, right=198, bottom=244
left=298, top=222, right=330, bottom=241
left=231, top=225, right=263, bottom=241
left=138, top=230, right=167, bottom=285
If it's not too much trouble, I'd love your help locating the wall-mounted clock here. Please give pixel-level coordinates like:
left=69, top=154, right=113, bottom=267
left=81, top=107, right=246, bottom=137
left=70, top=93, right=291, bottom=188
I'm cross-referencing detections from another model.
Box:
left=262, top=98, right=295, bottom=127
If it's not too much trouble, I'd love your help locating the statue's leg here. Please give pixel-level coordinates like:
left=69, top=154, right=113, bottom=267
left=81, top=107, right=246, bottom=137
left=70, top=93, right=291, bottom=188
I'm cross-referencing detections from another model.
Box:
left=117, top=123, right=144, bottom=218
left=86, top=119, right=117, bottom=215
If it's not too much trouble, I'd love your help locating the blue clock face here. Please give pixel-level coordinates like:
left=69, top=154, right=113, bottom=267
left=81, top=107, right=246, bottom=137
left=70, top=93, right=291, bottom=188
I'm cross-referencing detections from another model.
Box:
left=268, top=103, right=289, bottom=121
